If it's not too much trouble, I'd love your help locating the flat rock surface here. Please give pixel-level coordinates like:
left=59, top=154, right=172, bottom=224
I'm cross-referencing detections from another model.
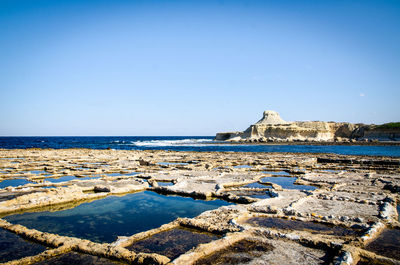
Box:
left=293, top=197, right=381, bottom=221
left=0, top=148, right=399, bottom=264
left=250, top=238, right=332, bottom=265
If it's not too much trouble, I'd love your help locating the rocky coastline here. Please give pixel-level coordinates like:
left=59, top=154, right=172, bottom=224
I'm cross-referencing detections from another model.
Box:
left=215, top=110, right=400, bottom=143
left=0, top=148, right=399, bottom=264
left=211, top=140, right=400, bottom=146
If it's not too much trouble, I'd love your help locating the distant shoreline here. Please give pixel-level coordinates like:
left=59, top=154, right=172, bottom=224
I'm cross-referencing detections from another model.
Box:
left=211, top=141, right=400, bottom=146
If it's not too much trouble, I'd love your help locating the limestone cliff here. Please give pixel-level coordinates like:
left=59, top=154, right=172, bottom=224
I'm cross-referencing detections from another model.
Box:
left=215, top=111, right=399, bottom=142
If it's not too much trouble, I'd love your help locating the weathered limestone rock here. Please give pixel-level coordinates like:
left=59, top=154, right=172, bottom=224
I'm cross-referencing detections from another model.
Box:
left=215, top=110, right=400, bottom=142
left=255, top=110, right=289, bottom=125
left=93, top=185, right=110, bottom=192
left=1, top=149, right=400, bottom=264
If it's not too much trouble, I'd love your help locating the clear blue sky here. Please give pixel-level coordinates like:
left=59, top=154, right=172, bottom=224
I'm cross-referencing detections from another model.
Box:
left=1, top=0, right=399, bottom=136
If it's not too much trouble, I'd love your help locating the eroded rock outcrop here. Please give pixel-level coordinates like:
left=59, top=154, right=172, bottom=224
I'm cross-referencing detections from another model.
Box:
left=215, top=110, right=399, bottom=142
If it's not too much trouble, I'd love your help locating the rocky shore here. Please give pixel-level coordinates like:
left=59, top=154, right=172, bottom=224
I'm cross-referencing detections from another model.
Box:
left=0, top=148, right=399, bottom=264
left=215, top=110, right=400, bottom=143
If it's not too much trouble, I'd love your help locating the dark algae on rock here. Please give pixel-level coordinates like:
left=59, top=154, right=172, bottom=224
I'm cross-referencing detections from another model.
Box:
left=194, top=239, right=274, bottom=265
left=34, top=252, right=122, bottom=265
left=126, top=227, right=220, bottom=260
left=247, top=217, right=361, bottom=237
left=0, top=228, right=47, bottom=263
left=364, top=229, right=400, bottom=260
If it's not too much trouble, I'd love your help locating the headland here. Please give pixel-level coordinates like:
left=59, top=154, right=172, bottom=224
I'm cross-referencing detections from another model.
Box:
left=215, top=110, right=400, bottom=144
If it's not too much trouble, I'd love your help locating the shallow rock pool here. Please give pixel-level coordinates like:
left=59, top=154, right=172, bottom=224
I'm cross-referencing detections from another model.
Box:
left=5, top=191, right=232, bottom=243
left=0, top=178, right=33, bottom=188
left=364, top=228, right=400, bottom=260
left=246, top=217, right=361, bottom=236
left=0, top=228, right=47, bottom=263
left=260, top=176, right=316, bottom=191
left=126, top=226, right=220, bottom=260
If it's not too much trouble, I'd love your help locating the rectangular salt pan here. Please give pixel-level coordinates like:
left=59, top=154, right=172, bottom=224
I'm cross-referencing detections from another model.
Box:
left=5, top=191, right=231, bottom=243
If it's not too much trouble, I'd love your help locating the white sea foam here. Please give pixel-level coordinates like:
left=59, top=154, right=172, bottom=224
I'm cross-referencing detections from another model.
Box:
left=130, top=138, right=214, bottom=147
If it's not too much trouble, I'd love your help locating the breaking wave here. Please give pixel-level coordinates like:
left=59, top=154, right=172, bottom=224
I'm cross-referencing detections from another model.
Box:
left=130, top=138, right=214, bottom=147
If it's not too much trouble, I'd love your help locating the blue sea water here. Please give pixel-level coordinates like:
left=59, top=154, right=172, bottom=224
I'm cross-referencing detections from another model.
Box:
left=0, top=136, right=399, bottom=157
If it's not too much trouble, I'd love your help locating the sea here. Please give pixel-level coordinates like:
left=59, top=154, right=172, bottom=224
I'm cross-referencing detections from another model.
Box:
left=0, top=136, right=399, bottom=157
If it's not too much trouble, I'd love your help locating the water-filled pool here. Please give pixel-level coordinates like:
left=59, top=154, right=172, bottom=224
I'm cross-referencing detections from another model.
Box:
left=260, top=176, right=316, bottom=191
left=246, top=217, right=360, bottom=236
left=0, top=178, right=33, bottom=188
left=126, top=226, right=220, bottom=260
left=0, top=228, right=47, bottom=263
left=241, top=182, right=272, bottom=189
left=195, top=238, right=274, bottom=265
left=158, top=181, right=174, bottom=187
left=364, top=229, right=400, bottom=260
left=30, top=170, right=48, bottom=174
left=105, top=172, right=140, bottom=177
left=262, top=171, right=290, bottom=176
left=44, top=175, right=78, bottom=183
left=234, top=165, right=252, bottom=169
left=5, top=191, right=232, bottom=243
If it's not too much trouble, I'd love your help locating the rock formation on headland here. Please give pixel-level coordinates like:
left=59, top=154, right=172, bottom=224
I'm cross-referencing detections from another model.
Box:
left=215, top=110, right=400, bottom=142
